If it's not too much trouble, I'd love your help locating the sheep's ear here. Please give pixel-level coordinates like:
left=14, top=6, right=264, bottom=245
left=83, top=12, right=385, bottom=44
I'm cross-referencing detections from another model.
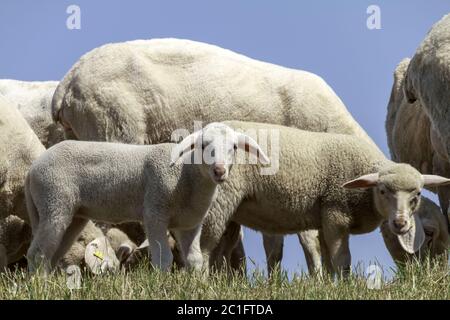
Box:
left=237, top=133, right=270, bottom=165
left=170, top=130, right=203, bottom=167
left=397, top=214, right=425, bottom=254
left=342, top=173, right=379, bottom=189
left=422, top=175, right=450, bottom=188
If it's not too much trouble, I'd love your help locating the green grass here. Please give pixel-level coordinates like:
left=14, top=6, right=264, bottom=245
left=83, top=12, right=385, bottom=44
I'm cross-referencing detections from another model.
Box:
left=0, top=258, right=448, bottom=300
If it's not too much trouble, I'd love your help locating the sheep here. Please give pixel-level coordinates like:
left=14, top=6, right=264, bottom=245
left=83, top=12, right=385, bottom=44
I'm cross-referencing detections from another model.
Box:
left=387, top=58, right=450, bottom=234
left=25, top=122, right=268, bottom=273
left=198, top=121, right=450, bottom=275
left=403, top=14, right=450, bottom=230
left=380, top=197, right=449, bottom=265
left=50, top=38, right=379, bottom=271
left=0, top=80, right=64, bottom=148
left=0, top=95, right=45, bottom=221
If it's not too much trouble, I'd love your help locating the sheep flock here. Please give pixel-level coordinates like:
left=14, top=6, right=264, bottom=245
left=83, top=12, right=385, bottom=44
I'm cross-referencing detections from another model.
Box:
left=1, top=13, right=450, bottom=294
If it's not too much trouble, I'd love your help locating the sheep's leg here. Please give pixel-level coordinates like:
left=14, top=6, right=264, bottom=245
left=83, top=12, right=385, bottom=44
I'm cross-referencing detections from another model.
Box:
left=322, top=222, right=351, bottom=278
left=51, top=217, right=89, bottom=268
left=297, top=230, right=322, bottom=275
left=143, top=214, right=172, bottom=271
left=318, top=229, right=334, bottom=276
left=174, top=225, right=203, bottom=271
left=230, top=238, right=247, bottom=276
left=262, top=233, right=283, bottom=276
left=27, top=214, right=73, bottom=274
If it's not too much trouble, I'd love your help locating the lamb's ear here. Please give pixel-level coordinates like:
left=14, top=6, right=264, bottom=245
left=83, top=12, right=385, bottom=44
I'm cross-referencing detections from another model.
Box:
left=170, top=130, right=202, bottom=167
left=397, top=214, right=425, bottom=254
left=422, top=175, right=450, bottom=188
left=342, top=173, right=379, bottom=189
left=237, top=133, right=270, bottom=165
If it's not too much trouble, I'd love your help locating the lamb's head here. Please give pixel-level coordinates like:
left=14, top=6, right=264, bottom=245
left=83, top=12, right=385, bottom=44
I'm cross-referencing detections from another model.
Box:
left=170, top=122, right=269, bottom=184
left=343, top=163, right=450, bottom=253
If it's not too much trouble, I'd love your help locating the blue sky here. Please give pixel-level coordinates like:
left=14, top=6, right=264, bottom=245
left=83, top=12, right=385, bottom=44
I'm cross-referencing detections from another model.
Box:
left=1, top=1, right=450, bottom=277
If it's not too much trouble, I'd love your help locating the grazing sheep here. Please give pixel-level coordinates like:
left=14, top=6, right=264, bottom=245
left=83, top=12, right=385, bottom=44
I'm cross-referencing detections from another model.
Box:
left=0, top=95, right=45, bottom=221
left=0, top=80, right=63, bottom=148
left=51, top=38, right=379, bottom=271
left=198, top=121, right=450, bottom=274
left=388, top=58, right=450, bottom=233
left=25, top=122, right=268, bottom=273
left=403, top=14, right=450, bottom=229
left=381, top=197, right=449, bottom=264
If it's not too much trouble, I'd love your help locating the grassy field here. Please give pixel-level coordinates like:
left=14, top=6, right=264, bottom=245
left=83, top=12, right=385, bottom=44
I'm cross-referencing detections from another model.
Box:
left=0, top=258, right=448, bottom=300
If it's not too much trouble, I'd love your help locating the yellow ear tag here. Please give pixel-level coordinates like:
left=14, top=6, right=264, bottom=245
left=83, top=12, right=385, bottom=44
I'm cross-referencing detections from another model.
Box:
left=94, top=251, right=104, bottom=260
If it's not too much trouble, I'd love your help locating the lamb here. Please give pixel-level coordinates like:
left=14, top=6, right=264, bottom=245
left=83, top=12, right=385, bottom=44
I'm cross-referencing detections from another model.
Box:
left=25, top=122, right=268, bottom=273
left=0, top=80, right=64, bottom=148
left=380, top=197, right=449, bottom=265
left=198, top=121, right=450, bottom=274
left=50, top=38, right=379, bottom=271
left=403, top=14, right=450, bottom=230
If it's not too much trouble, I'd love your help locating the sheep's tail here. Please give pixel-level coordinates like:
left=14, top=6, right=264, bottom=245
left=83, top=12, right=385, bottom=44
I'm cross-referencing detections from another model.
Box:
left=24, top=173, right=39, bottom=233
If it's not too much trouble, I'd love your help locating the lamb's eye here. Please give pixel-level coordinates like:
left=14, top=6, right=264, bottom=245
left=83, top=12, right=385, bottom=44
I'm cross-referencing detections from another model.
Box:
left=380, top=190, right=385, bottom=195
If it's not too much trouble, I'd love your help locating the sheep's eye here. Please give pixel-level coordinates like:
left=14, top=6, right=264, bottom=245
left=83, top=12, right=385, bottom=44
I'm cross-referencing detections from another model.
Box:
left=380, top=190, right=385, bottom=195
left=417, top=191, right=421, bottom=196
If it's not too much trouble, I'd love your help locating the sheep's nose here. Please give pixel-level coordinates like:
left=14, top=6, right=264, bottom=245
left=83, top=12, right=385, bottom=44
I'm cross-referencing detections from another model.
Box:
left=393, top=217, right=407, bottom=230
left=213, top=165, right=226, bottom=178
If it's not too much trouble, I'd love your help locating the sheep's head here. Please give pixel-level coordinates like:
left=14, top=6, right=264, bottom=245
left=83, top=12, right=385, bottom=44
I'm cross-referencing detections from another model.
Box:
left=381, top=197, right=449, bottom=263
left=170, top=122, right=269, bottom=184
left=343, top=163, right=450, bottom=254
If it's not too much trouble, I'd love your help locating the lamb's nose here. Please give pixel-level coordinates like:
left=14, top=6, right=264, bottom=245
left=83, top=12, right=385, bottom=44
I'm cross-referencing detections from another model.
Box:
left=393, top=217, right=407, bottom=230
left=213, top=165, right=225, bottom=178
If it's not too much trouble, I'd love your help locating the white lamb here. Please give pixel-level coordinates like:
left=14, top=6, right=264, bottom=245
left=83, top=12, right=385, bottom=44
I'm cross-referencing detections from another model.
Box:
left=25, top=122, right=268, bottom=273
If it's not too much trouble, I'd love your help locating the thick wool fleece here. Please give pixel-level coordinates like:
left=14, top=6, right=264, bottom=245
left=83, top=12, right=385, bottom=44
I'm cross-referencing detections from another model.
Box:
left=52, top=38, right=375, bottom=148
left=405, top=14, right=450, bottom=164
left=0, top=80, right=64, bottom=148
left=0, top=95, right=45, bottom=220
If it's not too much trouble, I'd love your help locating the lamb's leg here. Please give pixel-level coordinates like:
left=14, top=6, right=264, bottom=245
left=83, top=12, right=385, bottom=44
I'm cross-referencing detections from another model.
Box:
left=143, top=214, right=172, bottom=271
left=262, top=233, right=283, bottom=276
left=27, top=214, right=73, bottom=274
left=297, top=230, right=322, bottom=275
left=174, top=225, right=203, bottom=271
left=322, top=221, right=351, bottom=278
left=51, top=217, right=89, bottom=268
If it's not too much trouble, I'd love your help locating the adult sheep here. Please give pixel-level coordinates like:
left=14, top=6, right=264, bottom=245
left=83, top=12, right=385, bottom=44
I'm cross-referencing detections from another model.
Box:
left=388, top=58, right=450, bottom=232
left=199, top=121, right=450, bottom=275
left=403, top=14, right=450, bottom=229
left=0, top=80, right=64, bottom=148
left=51, top=38, right=378, bottom=272
left=0, top=95, right=45, bottom=221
